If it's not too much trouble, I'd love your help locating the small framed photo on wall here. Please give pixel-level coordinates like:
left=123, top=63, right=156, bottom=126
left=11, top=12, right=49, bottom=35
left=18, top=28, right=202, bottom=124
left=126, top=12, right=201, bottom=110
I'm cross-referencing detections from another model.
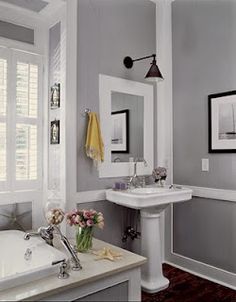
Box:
left=209, top=90, right=236, bottom=153
left=50, top=83, right=60, bottom=109
left=50, top=120, right=60, bottom=144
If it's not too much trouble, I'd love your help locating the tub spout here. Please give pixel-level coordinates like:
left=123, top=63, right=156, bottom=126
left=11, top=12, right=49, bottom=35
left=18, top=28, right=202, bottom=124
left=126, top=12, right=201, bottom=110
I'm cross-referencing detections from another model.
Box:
left=24, top=226, right=54, bottom=246
left=24, top=232, right=38, bottom=240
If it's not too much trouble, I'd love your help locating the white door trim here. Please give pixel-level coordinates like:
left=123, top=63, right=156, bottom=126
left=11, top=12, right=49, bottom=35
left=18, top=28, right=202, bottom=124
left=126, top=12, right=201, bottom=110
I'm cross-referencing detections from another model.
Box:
left=65, top=0, right=78, bottom=210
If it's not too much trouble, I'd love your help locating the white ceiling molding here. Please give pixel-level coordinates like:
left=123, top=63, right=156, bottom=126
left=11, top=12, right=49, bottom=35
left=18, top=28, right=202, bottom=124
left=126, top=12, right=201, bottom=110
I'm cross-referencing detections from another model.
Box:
left=0, top=5, right=44, bottom=28
left=0, top=0, right=65, bottom=26
left=0, top=0, right=48, bottom=13
left=38, top=0, right=65, bottom=19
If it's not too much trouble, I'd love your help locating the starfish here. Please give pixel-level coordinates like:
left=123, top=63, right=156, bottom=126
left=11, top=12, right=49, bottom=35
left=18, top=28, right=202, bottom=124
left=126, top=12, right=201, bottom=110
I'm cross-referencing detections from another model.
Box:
left=0, top=203, right=32, bottom=231
left=93, top=247, right=123, bottom=261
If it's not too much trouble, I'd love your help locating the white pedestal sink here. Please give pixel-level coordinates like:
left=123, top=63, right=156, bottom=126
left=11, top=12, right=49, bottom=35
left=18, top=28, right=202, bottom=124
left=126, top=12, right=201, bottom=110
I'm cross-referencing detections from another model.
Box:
left=106, top=185, right=192, bottom=293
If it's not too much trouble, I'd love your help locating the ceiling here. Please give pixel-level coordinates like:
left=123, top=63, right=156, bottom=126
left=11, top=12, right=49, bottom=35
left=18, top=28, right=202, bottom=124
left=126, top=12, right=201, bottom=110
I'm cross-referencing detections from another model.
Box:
left=0, top=0, right=66, bottom=25
left=0, top=0, right=49, bottom=13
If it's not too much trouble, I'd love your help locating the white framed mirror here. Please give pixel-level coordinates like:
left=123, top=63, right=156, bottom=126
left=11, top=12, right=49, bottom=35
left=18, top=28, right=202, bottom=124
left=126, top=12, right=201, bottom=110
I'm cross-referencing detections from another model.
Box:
left=99, top=74, right=154, bottom=178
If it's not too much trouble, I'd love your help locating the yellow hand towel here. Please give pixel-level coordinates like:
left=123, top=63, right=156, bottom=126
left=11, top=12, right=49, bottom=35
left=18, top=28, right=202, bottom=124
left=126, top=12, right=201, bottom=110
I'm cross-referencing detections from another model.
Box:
left=85, top=112, right=104, bottom=167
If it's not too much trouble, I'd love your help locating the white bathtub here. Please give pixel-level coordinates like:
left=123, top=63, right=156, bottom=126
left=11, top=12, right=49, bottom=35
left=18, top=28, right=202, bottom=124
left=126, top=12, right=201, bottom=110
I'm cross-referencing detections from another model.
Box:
left=0, top=230, right=65, bottom=291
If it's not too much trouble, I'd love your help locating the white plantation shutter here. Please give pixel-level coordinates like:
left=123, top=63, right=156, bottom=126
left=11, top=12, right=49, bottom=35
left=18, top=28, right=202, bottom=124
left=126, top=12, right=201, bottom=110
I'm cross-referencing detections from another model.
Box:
left=0, top=122, right=6, bottom=181
left=13, top=51, right=42, bottom=189
left=16, top=62, right=38, bottom=118
left=16, top=124, right=37, bottom=180
left=0, top=48, right=42, bottom=192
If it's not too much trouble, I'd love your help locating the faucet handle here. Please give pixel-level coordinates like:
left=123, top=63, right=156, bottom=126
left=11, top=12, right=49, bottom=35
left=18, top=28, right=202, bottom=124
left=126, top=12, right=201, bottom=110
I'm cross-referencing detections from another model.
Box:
left=52, top=259, right=66, bottom=266
left=139, top=158, right=148, bottom=166
left=52, top=259, right=70, bottom=279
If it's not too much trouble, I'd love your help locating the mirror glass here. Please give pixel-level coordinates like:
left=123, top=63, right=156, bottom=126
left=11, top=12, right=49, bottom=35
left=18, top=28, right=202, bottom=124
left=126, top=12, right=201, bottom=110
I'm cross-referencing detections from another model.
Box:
left=99, top=74, right=153, bottom=178
left=111, top=91, right=144, bottom=163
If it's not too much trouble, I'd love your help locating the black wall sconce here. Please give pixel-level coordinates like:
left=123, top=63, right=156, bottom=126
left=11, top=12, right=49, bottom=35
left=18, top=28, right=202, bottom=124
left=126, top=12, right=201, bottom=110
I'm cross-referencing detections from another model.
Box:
left=123, top=54, right=163, bottom=82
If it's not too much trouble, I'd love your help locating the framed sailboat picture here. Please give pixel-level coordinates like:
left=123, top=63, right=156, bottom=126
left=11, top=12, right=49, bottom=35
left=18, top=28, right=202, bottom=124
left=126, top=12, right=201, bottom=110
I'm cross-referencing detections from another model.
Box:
left=111, top=109, right=129, bottom=153
left=209, top=90, right=236, bottom=152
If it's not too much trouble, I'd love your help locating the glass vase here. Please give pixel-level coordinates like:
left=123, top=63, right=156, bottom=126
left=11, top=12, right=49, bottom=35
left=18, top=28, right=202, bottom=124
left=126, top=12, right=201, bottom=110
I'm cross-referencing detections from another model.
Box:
left=155, top=179, right=166, bottom=187
left=76, top=226, right=93, bottom=252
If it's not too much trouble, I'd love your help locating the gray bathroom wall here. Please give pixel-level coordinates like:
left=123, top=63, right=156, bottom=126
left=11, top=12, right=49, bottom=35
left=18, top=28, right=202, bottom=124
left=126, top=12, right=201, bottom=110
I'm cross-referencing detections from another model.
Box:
left=173, top=198, right=236, bottom=273
left=173, top=0, right=236, bottom=189
left=77, top=0, right=156, bottom=192
left=172, top=0, right=236, bottom=272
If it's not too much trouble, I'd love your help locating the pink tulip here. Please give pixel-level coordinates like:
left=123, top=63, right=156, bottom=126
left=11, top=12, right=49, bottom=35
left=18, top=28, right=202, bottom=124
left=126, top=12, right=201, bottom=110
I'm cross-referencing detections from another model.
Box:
left=83, top=210, right=91, bottom=219
left=87, top=219, right=94, bottom=227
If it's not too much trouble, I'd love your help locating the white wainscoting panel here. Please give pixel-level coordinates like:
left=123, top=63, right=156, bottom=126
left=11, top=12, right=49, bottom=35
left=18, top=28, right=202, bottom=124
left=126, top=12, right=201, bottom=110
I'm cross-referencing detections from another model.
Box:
left=166, top=184, right=236, bottom=290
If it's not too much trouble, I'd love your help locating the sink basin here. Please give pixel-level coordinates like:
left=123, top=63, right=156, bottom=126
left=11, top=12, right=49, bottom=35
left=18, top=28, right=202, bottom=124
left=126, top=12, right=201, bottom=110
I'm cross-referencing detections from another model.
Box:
left=106, top=185, right=192, bottom=294
left=106, top=186, right=192, bottom=210
left=130, top=187, right=171, bottom=194
left=0, top=230, right=65, bottom=291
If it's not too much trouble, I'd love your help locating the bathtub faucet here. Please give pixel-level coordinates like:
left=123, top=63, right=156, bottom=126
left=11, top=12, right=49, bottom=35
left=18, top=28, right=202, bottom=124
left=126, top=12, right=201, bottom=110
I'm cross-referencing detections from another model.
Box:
left=24, top=225, right=82, bottom=271
left=24, top=225, right=54, bottom=246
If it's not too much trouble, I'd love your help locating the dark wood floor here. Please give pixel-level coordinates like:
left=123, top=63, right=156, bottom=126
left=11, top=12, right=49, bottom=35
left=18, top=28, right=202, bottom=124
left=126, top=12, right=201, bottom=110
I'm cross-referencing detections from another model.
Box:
left=142, top=264, right=236, bottom=302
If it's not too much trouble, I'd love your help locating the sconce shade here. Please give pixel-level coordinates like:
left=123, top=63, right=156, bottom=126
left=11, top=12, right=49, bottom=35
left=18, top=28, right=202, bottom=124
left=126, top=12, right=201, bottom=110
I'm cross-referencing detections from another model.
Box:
left=145, top=61, right=164, bottom=82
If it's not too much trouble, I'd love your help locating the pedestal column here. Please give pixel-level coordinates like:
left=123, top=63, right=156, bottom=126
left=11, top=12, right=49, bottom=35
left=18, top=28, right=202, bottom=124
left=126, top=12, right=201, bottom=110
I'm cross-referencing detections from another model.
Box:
left=140, top=208, right=169, bottom=293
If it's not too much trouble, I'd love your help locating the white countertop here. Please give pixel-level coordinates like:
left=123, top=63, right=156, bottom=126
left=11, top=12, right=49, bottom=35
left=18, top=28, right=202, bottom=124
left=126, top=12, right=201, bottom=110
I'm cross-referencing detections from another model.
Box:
left=0, top=238, right=146, bottom=301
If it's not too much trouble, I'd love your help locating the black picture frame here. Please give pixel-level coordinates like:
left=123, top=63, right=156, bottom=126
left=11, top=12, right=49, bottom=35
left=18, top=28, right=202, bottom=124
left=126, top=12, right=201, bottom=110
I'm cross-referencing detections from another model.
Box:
left=50, top=83, right=60, bottom=109
left=111, top=109, right=129, bottom=153
left=209, top=90, right=236, bottom=153
left=50, top=120, right=60, bottom=144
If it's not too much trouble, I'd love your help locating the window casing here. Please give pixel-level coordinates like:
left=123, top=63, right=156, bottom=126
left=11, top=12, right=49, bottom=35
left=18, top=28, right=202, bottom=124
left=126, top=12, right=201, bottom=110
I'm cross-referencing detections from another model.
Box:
left=0, top=47, right=42, bottom=192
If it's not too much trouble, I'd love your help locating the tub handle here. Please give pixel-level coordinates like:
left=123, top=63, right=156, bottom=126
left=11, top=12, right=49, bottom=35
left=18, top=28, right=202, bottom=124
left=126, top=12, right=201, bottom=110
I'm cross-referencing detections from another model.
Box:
left=52, top=259, right=66, bottom=266
left=52, top=259, right=70, bottom=279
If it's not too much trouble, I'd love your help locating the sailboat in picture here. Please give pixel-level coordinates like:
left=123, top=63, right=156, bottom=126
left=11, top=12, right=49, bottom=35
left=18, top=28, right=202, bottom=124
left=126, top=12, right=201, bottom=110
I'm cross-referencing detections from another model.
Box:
left=220, top=103, right=236, bottom=140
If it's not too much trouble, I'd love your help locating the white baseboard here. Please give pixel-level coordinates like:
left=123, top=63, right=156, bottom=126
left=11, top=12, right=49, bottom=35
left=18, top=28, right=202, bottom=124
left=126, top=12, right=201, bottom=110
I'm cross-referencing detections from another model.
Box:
left=165, top=253, right=236, bottom=290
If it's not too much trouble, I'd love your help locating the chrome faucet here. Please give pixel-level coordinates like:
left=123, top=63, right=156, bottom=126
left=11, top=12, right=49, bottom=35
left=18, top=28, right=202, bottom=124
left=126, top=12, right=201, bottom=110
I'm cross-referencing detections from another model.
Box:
left=24, top=225, right=82, bottom=271
left=128, top=158, right=147, bottom=188
left=24, top=225, right=54, bottom=245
